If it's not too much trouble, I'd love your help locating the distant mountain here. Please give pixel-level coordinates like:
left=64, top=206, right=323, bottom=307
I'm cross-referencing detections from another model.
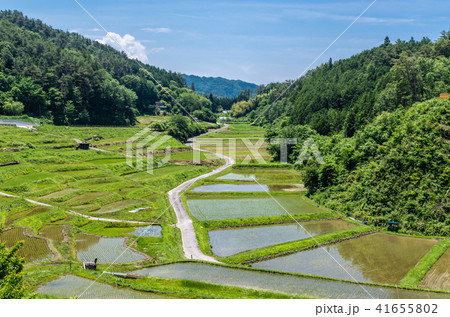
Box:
left=183, top=74, right=258, bottom=98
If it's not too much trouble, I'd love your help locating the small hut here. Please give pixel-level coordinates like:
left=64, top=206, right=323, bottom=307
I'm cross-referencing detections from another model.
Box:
left=76, top=143, right=90, bottom=150
left=386, top=221, right=399, bottom=232
left=83, top=258, right=97, bottom=270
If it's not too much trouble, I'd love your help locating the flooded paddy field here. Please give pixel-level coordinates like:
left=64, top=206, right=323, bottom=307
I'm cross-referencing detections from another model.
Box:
left=130, top=263, right=449, bottom=299
left=192, top=183, right=302, bottom=192
left=419, top=249, right=450, bottom=291
left=192, top=184, right=269, bottom=192
left=253, top=233, right=437, bottom=285
left=217, top=173, right=256, bottom=181
left=37, top=275, right=168, bottom=299
left=210, top=220, right=356, bottom=256
left=76, top=233, right=146, bottom=263
left=0, top=227, right=52, bottom=262
left=215, top=168, right=302, bottom=184
left=128, top=225, right=162, bottom=237
left=186, top=196, right=327, bottom=220
left=39, top=224, right=65, bottom=242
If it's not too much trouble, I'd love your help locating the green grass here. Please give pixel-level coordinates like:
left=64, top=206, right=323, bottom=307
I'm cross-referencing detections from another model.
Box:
left=399, top=238, right=450, bottom=288
left=106, top=275, right=301, bottom=299
left=2, top=202, right=47, bottom=227
left=134, top=224, right=184, bottom=263
left=0, top=114, right=37, bottom=123
left=14, top=207, right=67, bottom=233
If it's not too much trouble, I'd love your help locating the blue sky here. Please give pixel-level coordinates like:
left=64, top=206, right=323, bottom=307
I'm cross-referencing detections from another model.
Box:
left=2, top=0, right=449, bottom=84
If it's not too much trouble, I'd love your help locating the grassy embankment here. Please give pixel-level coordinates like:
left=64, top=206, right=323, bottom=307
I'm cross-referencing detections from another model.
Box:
left=220, top=226, right=374, bottom=264
left=25, top=263, right=302, bottom=299
left=399, top=238, right=450, bottom=289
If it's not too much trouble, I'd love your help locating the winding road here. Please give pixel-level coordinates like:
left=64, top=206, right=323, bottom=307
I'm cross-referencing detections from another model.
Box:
left=168, top=124, right=234, bottom=262
left=2, top=123, right=233, bottom=262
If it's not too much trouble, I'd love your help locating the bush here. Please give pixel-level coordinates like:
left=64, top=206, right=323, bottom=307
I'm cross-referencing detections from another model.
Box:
left=2, top=101, right=24, bottom=115
left=149, top=121, right=168, bottom=131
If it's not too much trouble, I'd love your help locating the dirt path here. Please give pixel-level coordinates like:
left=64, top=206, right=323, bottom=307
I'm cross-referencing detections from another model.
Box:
left=168, top=124, right=234, bottom=262
left=1, top=124, right=233, bottom=262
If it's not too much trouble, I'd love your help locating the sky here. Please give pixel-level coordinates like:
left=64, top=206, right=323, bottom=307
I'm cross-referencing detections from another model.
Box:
left=2, top=0, right=449, bottom=84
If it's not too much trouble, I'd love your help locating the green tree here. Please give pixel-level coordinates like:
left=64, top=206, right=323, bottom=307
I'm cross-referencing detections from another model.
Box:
left=0, top=231, right=27, bottom=299
left=10, top=77, right=47, bottom=116
left=2, top=100, right=24, bottom=115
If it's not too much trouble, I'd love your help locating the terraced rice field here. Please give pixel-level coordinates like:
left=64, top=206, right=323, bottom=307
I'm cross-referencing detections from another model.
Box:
left=66, top=191, right=112, bottom=204
left=5, top=206, right=51, bottom=226
left=130, top=263, right=450, bottom=299
left=40, top=188, right=80, bottom=199
left=209, top=220, right=356, bottom=256
left=217, top=173, right=256, bottom=181
left=56, top=169, right=110, bottom=180
left=92, top=199, right=147, bottom=214
left=186, top=196, right=328, bottom=220
left=39, top=225, right=65, bottom=242
left=0, top=227, right=52, bottom=262
left=192, top=184, right=269, bottom=192
left=218, top=168, right=303, bottom=184
left=419, top=249, right=450, bottom=291
left=88, top=158, right=126, bottom=165
left=75, top=233, right=145, bottom=263
left=128, top=225, right=162, bottom=237
left=253, top=233, right=438, bottom=285
left=195, top=124, right=270, bottom=162
left=37, top=275, right=169, bottom=299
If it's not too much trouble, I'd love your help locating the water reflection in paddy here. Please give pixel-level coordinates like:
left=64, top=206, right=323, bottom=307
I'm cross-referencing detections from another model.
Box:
left=217, top=173, right=256, bottom=181
left=129, top=263, right=449, bottom=299
left=37, top=275, right=168, bottom=299
left=128, top=225, right=162, bottom=237
left=419, top=248, right=450, bottom=291
left=186, top=196, right=326, bottom=220
left=192, top=184, right=268, bottom=192
left=253, top=233, right=437, bottom=285
left=210, top=220, right=355, bottom=256
left=76, top=233, right=145, bottom=264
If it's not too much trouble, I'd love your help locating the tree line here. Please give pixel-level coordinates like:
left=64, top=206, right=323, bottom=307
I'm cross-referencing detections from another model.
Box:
left=0, top=10, right=221, bottom=126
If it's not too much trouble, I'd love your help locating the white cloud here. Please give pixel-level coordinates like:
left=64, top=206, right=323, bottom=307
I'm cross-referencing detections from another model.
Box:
left=142, top=27, right=171, bottom=33
left=96, top=32, right=148, bottom=64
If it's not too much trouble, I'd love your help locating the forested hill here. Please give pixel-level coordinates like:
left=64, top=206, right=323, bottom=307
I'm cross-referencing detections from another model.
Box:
left=183, top=74, right=258, bottom=98
left=268, top=98, right=450, bottom=236
left=0, top=10, right=195, bottom=125
left=259, top=32, right=450, bottom=236
left=247, top=32, right=450, bottom=136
